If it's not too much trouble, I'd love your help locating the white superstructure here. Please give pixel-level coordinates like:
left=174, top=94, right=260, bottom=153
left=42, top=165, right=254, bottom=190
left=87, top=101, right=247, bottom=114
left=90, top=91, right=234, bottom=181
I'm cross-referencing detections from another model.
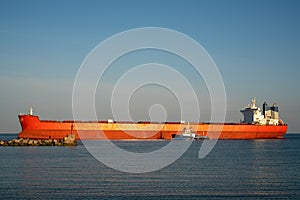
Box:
left=240, top=97, right=281, bottom=125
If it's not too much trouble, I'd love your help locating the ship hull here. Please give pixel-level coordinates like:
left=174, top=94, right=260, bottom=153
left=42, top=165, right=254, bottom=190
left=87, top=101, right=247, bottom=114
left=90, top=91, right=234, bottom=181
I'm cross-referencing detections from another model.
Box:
left=18, top=115, right=288, bottom=140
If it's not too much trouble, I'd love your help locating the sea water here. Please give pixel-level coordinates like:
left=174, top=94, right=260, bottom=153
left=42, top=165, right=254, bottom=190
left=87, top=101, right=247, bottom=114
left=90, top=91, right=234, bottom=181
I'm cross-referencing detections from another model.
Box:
left=0, top=134, right=299, bottom=199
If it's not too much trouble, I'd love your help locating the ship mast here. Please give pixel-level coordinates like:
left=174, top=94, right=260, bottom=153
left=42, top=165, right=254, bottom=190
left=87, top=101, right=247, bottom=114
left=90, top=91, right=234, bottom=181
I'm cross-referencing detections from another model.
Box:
left=29, top=107, right=33, bottom=116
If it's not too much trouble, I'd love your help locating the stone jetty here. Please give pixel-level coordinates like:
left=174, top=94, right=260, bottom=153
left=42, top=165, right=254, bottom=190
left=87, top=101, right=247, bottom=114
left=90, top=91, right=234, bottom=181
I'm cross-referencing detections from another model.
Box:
left=0, top=134, right=77, bottom=146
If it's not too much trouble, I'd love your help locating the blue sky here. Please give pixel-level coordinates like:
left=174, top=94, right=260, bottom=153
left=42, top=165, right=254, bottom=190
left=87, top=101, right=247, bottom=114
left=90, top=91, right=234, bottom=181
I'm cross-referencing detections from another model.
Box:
left=0, top=0, right=299, bottom=132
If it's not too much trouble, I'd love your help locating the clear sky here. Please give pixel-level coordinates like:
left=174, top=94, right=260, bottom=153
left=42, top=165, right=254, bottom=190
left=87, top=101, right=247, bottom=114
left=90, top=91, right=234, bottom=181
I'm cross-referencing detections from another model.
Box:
left=0, top=0, right=299, bottom=133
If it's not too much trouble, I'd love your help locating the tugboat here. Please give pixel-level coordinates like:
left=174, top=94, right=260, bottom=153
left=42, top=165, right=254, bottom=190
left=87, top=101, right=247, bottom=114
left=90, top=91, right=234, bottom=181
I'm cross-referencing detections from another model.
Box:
left=173, top=123, right=196, bottom=140
left=172, top=123, right=209, bottom=140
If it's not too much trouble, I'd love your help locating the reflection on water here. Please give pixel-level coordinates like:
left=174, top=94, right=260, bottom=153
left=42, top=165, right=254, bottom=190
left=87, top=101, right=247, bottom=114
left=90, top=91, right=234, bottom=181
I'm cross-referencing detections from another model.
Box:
left=0, top=134, right=299, bottom=199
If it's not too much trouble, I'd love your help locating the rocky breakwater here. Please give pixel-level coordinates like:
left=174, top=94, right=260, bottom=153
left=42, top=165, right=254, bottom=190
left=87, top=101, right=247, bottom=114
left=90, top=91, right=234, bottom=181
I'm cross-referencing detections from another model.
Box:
left=0, top=134, right=77, bottom=146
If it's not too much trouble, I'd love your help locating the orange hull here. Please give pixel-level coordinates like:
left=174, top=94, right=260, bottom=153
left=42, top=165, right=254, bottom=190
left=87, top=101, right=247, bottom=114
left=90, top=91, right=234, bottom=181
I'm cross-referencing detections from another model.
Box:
left=18, top=115, right=288, bottom=140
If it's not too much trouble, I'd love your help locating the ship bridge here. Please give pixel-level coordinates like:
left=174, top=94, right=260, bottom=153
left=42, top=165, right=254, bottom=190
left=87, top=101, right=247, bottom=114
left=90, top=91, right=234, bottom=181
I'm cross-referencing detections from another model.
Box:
left=240, top=97, right=280, bottom=125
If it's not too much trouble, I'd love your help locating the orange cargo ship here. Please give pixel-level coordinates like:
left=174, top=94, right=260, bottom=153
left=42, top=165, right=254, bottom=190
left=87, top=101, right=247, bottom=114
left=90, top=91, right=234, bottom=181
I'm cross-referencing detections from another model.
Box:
left=18, top=98, right=288, bottom=140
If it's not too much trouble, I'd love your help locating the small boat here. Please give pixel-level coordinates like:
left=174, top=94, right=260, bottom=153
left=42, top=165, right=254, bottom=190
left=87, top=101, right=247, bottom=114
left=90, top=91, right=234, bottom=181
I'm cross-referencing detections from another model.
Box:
left=172, top=123, right=196, bottom=140
left=172, top=123, right=209, bottom=140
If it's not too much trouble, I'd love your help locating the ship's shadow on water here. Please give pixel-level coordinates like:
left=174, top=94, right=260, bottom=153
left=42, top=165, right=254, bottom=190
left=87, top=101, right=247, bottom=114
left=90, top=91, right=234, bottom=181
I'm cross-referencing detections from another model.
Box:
left=0, top=134, right=299, bottom=199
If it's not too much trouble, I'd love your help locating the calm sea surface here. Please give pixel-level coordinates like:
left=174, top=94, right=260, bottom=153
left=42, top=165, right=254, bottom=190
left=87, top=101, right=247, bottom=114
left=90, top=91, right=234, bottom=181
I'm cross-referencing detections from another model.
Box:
left=0, top=134, right=299, bottom=199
